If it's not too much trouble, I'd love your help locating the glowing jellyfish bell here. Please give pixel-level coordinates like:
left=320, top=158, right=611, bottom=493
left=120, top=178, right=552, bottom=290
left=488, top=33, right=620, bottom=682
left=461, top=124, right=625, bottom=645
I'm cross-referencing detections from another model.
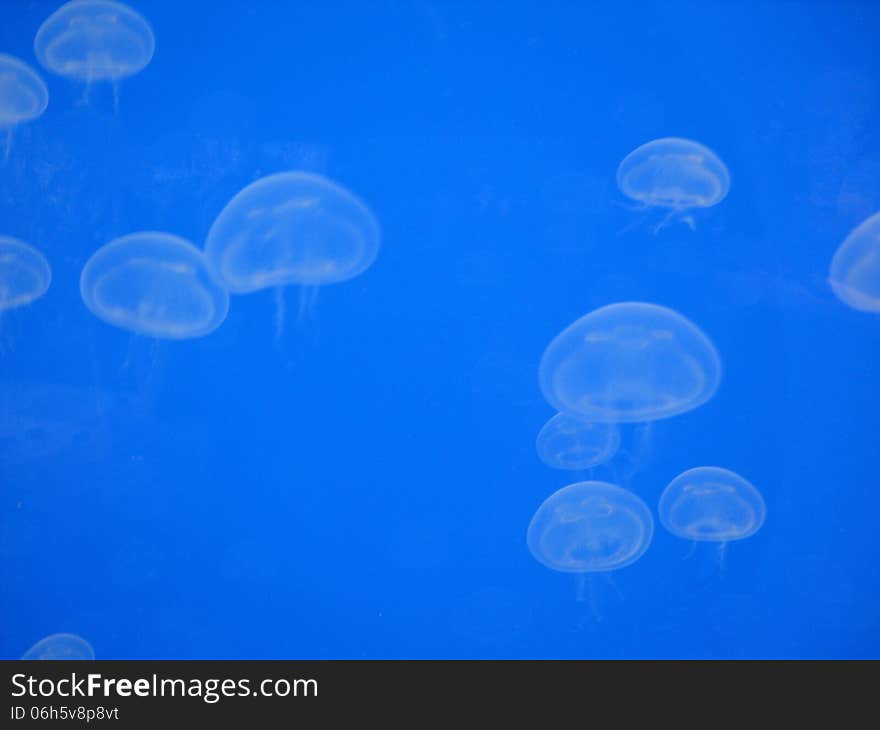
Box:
left=204, top=171, right=381, bottom=338
left=0, top=236, right=52, bottom=323
left=0, top=54, right=48, bottom=159
left=527, top=481, right=653, bottom=574
left=617, top=137, right=730, bottom=230
left=21, top=633, right=94, bottom=660
left=829, top=209, right=880, bottom=313
left=80, top=232, right=229, bottom=339
left=535, top=412, right=620, bottom=471
left=34, top=0, right=155, bottom=106
left=539, top=302, right=721, bottom=424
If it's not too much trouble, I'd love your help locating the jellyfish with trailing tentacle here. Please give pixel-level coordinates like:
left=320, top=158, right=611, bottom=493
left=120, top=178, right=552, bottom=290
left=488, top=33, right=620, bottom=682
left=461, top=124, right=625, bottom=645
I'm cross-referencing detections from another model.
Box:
left=80, top=232, right=229, bottom=339
left=34, top=0, right=155, bottom=109
left=0, top=236, right=52, bottom=334
left=0, top=55, right=48, bottom=160
left=204, top=171, right=380, bottom=340
left=617, top=137, right=729, bottom=232
left=21, top=633, right=94, bottom=660
left=829, top=209, right=880, bottom=313
left=527, top=480, right=653, bottom=620
left=659, top=466, right=766, bottom=578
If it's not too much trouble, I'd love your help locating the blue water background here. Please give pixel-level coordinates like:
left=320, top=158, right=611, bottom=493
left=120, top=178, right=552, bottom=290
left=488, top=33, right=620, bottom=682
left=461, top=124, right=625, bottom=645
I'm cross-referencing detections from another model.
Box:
left=1, top=0, right=878, bottom=658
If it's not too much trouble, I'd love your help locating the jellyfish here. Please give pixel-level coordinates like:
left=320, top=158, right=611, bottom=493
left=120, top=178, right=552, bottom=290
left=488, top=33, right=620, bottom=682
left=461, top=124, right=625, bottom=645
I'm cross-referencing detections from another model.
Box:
left=34, top=0, right=155, bottom=109
left=527, top=480, right=653, bottom=620
left=0, top=236, right=52, bottom=334
left=80, top=231, right=229, bottom=339
left=0, top=54, right=49, bottom=160
left=204, top=171, right=380, bottom=339
left=616, top=137, right=730, bottom=231
left=539, top=302, right=721, bottom=424
left=658, top=466, right=766, bottom=576
left=829, top=210, right=880, bottom=313
left=21, top=633, right=94, bottom=660
left=535, top=412, right=620, bottom=472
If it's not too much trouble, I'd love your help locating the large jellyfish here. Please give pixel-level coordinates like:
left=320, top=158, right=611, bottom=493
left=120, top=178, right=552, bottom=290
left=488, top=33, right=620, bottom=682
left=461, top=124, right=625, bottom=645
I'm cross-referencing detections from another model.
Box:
left=204, top=171, right=380, bottom=338
left=535, top=412, right=620, bottom=471
left=0, top=236, right=52, bottom=324
left=34, top=0, right=155, bottom=108
left=616, top=138, right=730, bottom=231
left=659, top=466, right=766, bottom=575
left=538, top=302, right=721, bottom=423
left=0, top=54, right=49, bottom=160
left=21, top=633, right=94, bottom=660
left=80, top=232, right=229, bottom=339
left=829, top=209, right=880, bottom=312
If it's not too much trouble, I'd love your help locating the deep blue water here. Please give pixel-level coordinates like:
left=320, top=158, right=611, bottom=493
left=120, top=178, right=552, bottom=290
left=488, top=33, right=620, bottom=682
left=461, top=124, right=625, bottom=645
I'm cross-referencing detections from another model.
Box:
left=1, top=0, right=878, bottom=659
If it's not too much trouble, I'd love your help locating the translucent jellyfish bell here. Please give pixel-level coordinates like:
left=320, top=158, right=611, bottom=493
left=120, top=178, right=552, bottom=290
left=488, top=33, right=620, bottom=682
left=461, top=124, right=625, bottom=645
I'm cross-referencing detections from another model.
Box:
left=538, top=302, right=722, bottom=423
left=535, top=412, right=620, bottom=471
left=80, top=232, right=229, bottom=339
left=21, top=633, right=94, bottom=660
left=829, top=210, right=880, bottom=312
left=658, top=466, right=766, bottom=542
left=0, top=236, right=52, bottom=313
left=617, top=138, right=730, bottom=229
left=0, top=55, right=49, bottom=158
left=527, top=481, right=654, bottom=573
left=34, top=0, right=155, bottom=104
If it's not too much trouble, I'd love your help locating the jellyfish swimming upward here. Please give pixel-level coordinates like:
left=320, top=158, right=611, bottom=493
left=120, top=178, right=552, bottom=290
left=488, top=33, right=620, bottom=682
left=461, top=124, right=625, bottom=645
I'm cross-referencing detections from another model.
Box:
left=34, top=0, right=155, bottom=105
left=539, top=302, right=722, bottom=424
left=0, top=54, right=48, bottom=159
left=21, top=633, right=95, bottom=660
left=535, top=412, right=620, bottom=471
left=617, top=137, right=730, bottom=230
left=80, top=232, right=229, bottom=339
left=0, top=236, right=52, bottom=319
left=204, top=171, right=380, bottom=336
left=829, top=209, right=880, bottom=313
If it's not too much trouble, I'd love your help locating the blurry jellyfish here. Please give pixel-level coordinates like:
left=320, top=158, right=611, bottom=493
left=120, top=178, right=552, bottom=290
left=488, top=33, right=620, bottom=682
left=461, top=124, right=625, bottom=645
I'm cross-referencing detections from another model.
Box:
left=616, top=137, right=730, bottom=231
left=0, top=236, right=52, bottom=328
left=659, top=466, right=766, bottom=573
left=80, top=232, right=229, bottom=339
left=0, top=54, right=49, bottom=160
left=34, top=0, right=155, bottom=108
left=21, top=633, right=94, bottom=660
left=535, top=412, right=620, bottom=471
left=539, top=302, right=721, bottom=423
left=829, top=210, right=880, bottom=312
left=204, top=171, right=380, bottom=338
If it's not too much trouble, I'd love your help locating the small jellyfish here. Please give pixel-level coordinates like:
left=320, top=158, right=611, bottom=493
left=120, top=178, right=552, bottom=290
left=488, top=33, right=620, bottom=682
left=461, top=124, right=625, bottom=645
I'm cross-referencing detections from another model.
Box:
left=829, top=209, right=880, bottom=312
left=527, top=481, right=653, bottom=574
left=21, top=633, right=94, bottom=660
left=34, top=0, right=155, bottom=108
left=538, top=302, right=721, bottom=423
left=616, top=137, right=730, bottom=231
left=535, top=412, right=620, bottom=471
left=0, top=236, right=52, bottom=323
left=80, top=232, right=229, bottom=339
left=0, top=54, right=49, bottom=159
left=204, top=171, right=380, bottom=338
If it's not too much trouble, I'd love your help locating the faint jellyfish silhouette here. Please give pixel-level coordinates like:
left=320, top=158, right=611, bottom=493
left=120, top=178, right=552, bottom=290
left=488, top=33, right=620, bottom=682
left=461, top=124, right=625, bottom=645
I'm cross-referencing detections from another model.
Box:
left=616, top=137, right=730, bottom=231
left=539, top=302, right=721, bottom=424
left=34, top=0, right=155, bottom=109
left=0, top=236, right=51, bottom=333
left=535, top=412, right=620, bottom=471
left=0, top=55, right=49, bottom=160
left=21, top=633, right=94, bottom=660
left=659, top=466, right=766, bottom=577
left=829, top=210, right=880, bottom=312
left=204, top=171, right=380, bottom=340
left=80, top=232, right=229, bottom=339
left=527, top=480, right=653, bottom=621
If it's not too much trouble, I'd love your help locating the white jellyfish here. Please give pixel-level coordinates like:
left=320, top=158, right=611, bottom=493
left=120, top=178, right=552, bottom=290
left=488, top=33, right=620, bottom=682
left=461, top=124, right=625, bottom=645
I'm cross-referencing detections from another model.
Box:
left=617, top=137, right=730, bottom=231
left=204, top=171, right=380, bottom=339
left=829, top=209, right=880, bottom=313
left=21, top=633, right=94, bottom=660
left=535, top=412, right=620, bottom=472
left=0, top=54, right=49, bottom=159
left=0, top=236, right=51, bottom=334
